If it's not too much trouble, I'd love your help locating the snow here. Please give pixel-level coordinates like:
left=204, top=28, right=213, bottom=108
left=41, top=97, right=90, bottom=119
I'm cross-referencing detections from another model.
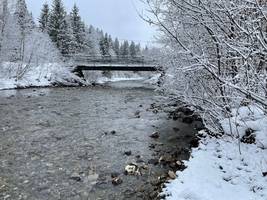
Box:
left=0, top=62, right=83, bottom=90
left=163, top=106, right=267, bottom=200
left=6, top=0, right=17, bottom=14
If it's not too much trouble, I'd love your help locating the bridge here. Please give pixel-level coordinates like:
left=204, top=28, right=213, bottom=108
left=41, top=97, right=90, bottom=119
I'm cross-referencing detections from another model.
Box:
left=65, top=55, right=161, bottom=77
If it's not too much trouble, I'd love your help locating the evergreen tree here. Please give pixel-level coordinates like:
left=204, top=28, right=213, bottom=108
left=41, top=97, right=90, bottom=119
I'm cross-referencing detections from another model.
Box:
left=129, top=41, right=136, bottom=57
left=135, top=43, right=141, bottom=56
left=120, top=40, right=129, bottom=57
left=108, top=35, right=113, bottom=48
left=69, top=4, right=86, bottom=53
left=113, top=38, right=120, bottom=56
left=14, top=0, right=34, bottom=61
left=99, top=33, right=110, bottom=56
left=39, top=2, right=49, bottom=32
left=48, top=0, right=70, bottom=54
left=15, top=0, right=34, bottom=33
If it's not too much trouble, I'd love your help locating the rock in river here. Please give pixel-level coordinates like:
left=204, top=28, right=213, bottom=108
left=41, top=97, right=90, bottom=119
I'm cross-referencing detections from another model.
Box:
left=70, top=172, right=82, bottom=182
left=124, top=151, right=132, bottom=156
left=125, top=164, right=138, bottom=175
left=150, top=132, right=160, bottom=139
left=112, top=177, right=123, bottom=186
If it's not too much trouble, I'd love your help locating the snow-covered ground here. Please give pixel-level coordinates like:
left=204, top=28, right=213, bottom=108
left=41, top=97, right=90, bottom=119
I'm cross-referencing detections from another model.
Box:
left=0, top=62, right=84, bottom=90
left=163, top=105, right=267, bottom=200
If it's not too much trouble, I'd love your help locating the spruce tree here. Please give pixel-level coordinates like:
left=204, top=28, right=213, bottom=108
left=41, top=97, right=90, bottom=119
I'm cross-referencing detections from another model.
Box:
left=99, top=33, right=110, bottom=56
left=14, top=0, right=34, bottom=60
left=135, top=43, right=141, bottom=56
left=108, top=35, right=113, bottom=49
left=113, top=38, right=120, bottom=56
left=15, top=0, right=34, bottom=33
left=120, top=41, right=129, bottom=57
left=69, top=4, right=86, bottom=53
left=39, top=3, right=49, bottom=32
left=48, top=0, right=70, bottom=54
left=129, top=41, right=136, bottom=57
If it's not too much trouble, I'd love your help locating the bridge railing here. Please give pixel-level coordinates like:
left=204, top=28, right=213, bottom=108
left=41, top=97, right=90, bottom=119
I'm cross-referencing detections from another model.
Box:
left=64, top=54, right=157, bottom=65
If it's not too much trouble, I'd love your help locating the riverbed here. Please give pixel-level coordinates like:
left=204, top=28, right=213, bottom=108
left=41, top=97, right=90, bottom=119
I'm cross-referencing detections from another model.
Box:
left=0, top=81, right=198, bottom=200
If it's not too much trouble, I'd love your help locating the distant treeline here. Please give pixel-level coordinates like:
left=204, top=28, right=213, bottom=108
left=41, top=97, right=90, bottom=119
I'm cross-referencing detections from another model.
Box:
left=39, top=0, right=145, bottom=57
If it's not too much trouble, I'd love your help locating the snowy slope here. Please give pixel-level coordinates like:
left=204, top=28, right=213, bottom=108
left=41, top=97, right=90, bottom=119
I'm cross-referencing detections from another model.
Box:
left=163, top=106, right=267, bottom=200
left=0, top=62, right=84, bottom=90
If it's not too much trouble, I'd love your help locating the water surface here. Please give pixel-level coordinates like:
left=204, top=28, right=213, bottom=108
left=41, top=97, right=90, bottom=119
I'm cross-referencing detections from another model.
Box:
left=0, top=81, right=197, bottom=200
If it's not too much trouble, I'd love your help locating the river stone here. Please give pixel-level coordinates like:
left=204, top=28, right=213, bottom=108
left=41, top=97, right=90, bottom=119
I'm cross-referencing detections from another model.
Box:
left=125, top=164, right=138, bottom=175
left=134, top=111, right=141, bottom=118
left=159, top=155, right=173, bottom=164
left=176, top=160, right=183, bottom=167
left=149, top=144, right=156, bottom=149
left=112, top=177, right=123, bottom=186
left=124, top=151, right=132, bottom=156
left=70, top=173, right=82, bottom=182
left=168, top=171, right=176, bottom=179
left=150, top=132, right=160, bottom=139
left=110, top=130, right=116, bottom=135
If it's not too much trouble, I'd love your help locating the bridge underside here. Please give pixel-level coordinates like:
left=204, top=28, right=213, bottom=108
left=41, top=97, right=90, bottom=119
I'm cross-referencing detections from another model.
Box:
left=74, top=64, right=159, bottom=72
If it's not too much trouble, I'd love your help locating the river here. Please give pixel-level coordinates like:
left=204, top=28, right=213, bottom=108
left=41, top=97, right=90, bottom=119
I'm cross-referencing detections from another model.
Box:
left=0, top=81, right=199, bottom=200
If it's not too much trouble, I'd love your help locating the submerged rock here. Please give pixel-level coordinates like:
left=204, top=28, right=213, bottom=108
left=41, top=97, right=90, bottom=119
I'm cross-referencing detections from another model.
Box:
left=134, top=111, right=141, bottom=118
left=112, top=177, right=123, bottom=186
left=124, top=151, right=132, bottom=156
left=110, top=130, right=116, bottom=135
left=150, top=132, right=160, bottom=139
left=70, top=173, right=82, bottom=182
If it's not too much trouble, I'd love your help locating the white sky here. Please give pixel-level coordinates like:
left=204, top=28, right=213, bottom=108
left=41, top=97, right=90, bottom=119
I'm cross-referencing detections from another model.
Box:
left=25, top=0, right=157, bottom=46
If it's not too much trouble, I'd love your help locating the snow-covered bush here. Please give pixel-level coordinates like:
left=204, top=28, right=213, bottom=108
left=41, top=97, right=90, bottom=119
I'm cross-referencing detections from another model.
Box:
left=143, top=0, right=267, bottom=132
left=0, top=0, right=84, bottom=89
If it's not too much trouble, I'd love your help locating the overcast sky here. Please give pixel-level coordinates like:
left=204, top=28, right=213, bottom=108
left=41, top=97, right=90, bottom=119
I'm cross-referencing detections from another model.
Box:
left=25, top=0, right=157, bottom=46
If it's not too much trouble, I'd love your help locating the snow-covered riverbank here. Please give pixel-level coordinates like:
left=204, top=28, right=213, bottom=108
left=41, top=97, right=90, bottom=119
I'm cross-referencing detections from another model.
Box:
left=0, top=62, right=85, bottom=90
left=163, top=106, right=267, bottom=200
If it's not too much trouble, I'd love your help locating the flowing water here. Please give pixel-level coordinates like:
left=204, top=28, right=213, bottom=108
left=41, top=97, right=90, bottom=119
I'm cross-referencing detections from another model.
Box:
left=0, top=81, right=198, bottom=200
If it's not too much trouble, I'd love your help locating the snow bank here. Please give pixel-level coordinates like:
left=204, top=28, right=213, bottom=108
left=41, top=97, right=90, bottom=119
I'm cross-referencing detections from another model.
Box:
left=163, top=106, right=267, bottom=200
left=0, top=62, right=83, bottom=90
